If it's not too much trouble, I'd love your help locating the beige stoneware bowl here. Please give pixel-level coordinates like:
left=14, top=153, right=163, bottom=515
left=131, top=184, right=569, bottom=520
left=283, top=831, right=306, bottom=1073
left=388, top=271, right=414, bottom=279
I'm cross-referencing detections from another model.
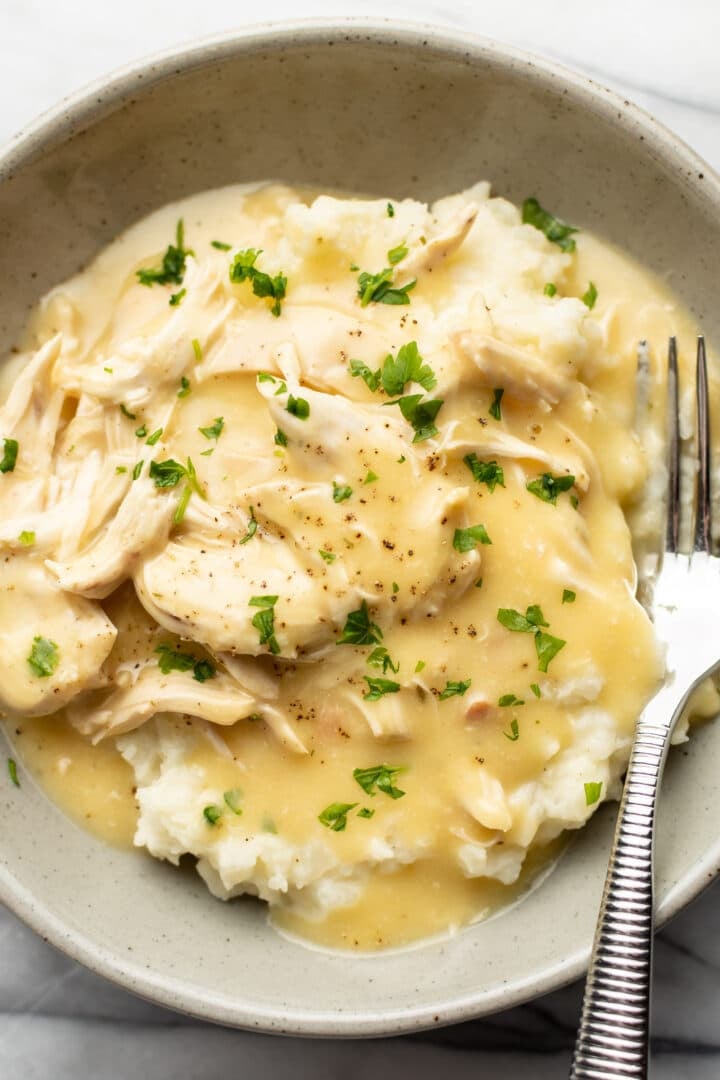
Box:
left=1, top=19, right=719, bottom=1036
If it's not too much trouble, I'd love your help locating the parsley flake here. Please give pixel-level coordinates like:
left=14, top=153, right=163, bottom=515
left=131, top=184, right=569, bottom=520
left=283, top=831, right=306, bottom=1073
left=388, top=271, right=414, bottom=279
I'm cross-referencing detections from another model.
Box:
left=381, top=341, right=436, bottom=395
left=522, top=197, right=578, bottom=253
left=318, top=802, right=358, bottom=832
left=137, top=219, right=190, bottom=287
left=582, top=281, right=598, bottom=309
left=249, top=595, right=280, bottom=655
left=319, top=549, right=336, bottom=563
left=530, top=682, right=542, bottom=699
left=453, top=524, right=492, bottom=552
left=120, top=404, right=136, bottom=420
left=0, top=437, right=18, bottom=473
left=349, top=359, right=381, bottom=391
left=274, top=428, right=288, bottom=447
left=386, top=202, right=395, bottom=218
left=169, top=287, right=186, bottom=307
left=18, top=530, right=35, bottom=546
left=238, top=507, right=257, bottom=546
left=385, top=393, right=443, bottom=443
left=27, top=636, right=59, bottom=677
left=439, top=679, right=471, bottom=700
left=363, top=676, right=401, bottom=702
left=337, top=601, right=382, bottom=646
left=498, top=693, right=524, bottom=707
left=146, top=428, right=163, bottom=446
left=229, top=248, right=287, bottom=316
left=203, top=805, right=222, bottom=826
left=489, top=388, right=504, bottom=421
left=211, top=240, right=232, bottom=251
left=199, top=417, right=224, bottom=441
left=364, top=470, right=378, bottom=484
left=526, top=472, right=575, bottom=505
left=463, top=454, right=505, bottom=492
left=134, top=425, right=147, bottom=439
left=357, top=266, right=416, bottom=306
left=353, top=764, right=405, bottom=798
left=332, top=481, right=353, bottom=503
left=223, top=787, right=243, bottom=815
left=286, top=394, right=310, bottom=420
left=132, top=460, right=144, bottom=481
left=497, top=605, right=566, bottom=673
left=562, top=588, right=576, bottom=604
left=504, top=717, right=520, bottom=742
left=415, top=660, right=425, bottom=673
left=367, top=646, right=399, bottom=674
left=7, top=757, right=19, bottom=787
left=387, top=243, right=408, bottom=266
left=155, top=643, right=216, bottom=682
left=544, top=282, right=557, bottom=297
left=584, top=781, right=603, bottom=806
left=191, top=338, right=203, bottom=362
left=358, top=807, right=375, bottom=819
left=177, top=376, right=191, bottom=398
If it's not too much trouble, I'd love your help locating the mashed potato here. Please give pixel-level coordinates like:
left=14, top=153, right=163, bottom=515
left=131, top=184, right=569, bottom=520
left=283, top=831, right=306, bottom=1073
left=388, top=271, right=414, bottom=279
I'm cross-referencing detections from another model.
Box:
left=3, top=181, right=716, bottom=949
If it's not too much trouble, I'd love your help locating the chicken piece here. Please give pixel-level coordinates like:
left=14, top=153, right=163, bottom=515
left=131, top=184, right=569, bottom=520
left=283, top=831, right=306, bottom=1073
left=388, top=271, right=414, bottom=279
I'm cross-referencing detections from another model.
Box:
left=454, top=331, right=573, bottom=406
left=66, top=666, right=257, bottom=741
left=54, top=259, right=234, bottom=408
left=458, top=766, right=513, bottom=832
left=46, top=474, right=175, bottom=599
left=0, top=557, right=116, bottom=716
left=401, top=204, right=478, bottom=276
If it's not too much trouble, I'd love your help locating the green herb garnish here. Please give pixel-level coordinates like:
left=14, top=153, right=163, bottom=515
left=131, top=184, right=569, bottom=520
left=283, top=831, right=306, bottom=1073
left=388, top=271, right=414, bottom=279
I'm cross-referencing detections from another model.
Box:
left=530, top=683, right=541, bottom=699
left=146, top=428, right=163, bottom=446
left=337, top=601, right=382, bottom=646
left=229, top=248, right=287, bottom=317
left=453, top=524, right=492, bottom=552
left=286, top=394, right=310, bottom=420
left=249, top=595, right=280, bottom=655
left=318, top=802, right=358, bottom=832
left=367, top=646, right=399, bottom=674
left=582, top=281, right=598, bottom=309
left=498, top=693, right=524, bottom=707
left=223, top=787, right=243, bottom=815
left=177, top=376, right=191, bottom=398
left=137, top=219, right=190, bottom=286
left=274, top=428, right=288, bottom=447
left=120, top=404, right=136, bottom=420
left=357, top=266, right=416, bottom=307
left=363, top=677, right=401, bottom=702
left=238, top=507, right=257, bottom=546
left=439, top=679, right=471, bottom=700
left=203, top=805, right=222, bottom=826
left=169, top=288, right=186, bottom=307
left=463, top=454, right=505, bottom=492
left=489, top=388, right=504, bottom=421
left=522, top=197, right=578, bottom=253
left=134, top=424, right=147, bottom=439
left=353, top=764, right=405, bottom=798
left=358, top=807, right=375, bottom=819
left=211, top=240, right=232, bottom=251
left=381, top=341, right=436, bottom=395
left=332, top=481, right=353, bottom=503
left=132, top=460, right=144, bottom=481
left=18, top=530, right=35, bottom=546
left=562, top=589, right=576, bottom=604
left=155, top=643, right=216, bottom=682
left=319, top=549, right=336, bottom=563
left=584, top=781, right=602, bottom=806
left=504, top=717, right=520, bottom=742
left=349, top=359, right=381, bottom=391
left=544, top=282, right=557, bottom=297
left=7, top=758, right=19, bottom=787
left=387, top=243, right=408, bottom=265
left=497, top=605, right=566, bottom=673
left=386, top=202, right=395, bottom=218
left=526, top=472, right=575, bottom=506
left=191, top=338, right=203, bottom=362
left=385, top=393, right=443, bottom=443
left=27, top=636, right=59, bottom=678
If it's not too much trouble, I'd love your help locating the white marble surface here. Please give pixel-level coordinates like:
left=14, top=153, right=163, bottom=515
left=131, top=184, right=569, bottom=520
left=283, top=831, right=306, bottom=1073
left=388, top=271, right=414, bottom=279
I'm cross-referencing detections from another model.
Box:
left=2, top=2, right=720, bottom=1076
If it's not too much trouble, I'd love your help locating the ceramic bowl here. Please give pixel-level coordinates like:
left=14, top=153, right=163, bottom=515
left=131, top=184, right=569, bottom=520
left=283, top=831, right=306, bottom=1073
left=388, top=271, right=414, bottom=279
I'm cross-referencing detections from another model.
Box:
left=1, top=19, right=719, bottom=1037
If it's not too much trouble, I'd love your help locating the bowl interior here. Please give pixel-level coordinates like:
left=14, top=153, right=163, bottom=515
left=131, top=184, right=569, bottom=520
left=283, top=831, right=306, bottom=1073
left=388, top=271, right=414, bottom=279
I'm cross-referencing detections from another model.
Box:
left=1, top=22, right=719, bottom=1035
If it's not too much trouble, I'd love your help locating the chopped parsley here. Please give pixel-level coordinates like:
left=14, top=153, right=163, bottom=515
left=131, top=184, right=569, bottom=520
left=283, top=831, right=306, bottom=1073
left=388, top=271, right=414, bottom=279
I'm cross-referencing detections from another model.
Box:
left=439, top=679, right=471, bottom=700
left=522, top=197, right=578, bottom=253
left=584, top=781, right=603, bottom=806
left=463, top=454, right=505, bottom=492
left=229, top=248, right=287, bottom=317
left=387, top=243, right=408, bottom=266
left=155, top=643, right=216, bottom=682
left=496, top=605, right=566, bottom=673
left=353, top=764, right=405, bottom=799
left=146, top=428, right=163, bottom=446
left=18, top=530, right=35, bottom=546
left=7, top=757, right=19, bottom=787
left=562, top=589, right=576, bottom=604
left=318, top=802, right=358, bottom=832
left=498, top=693, right=524, bottom=707
left=544, top=282, right=557, bottom=297
left=177, top=376, right=191, bottom=398
left=582, top=281, right=598, bottom=309
left=380, top=341, right=436, bottom=395
left=363, top=676, right=401, bottom=702
left=191, top=338, right=203, bottom=362
left=238, top=507, right=257, bottom=546
left=349, top=359, right=381, bottom=391
left=504, top=717, right=520, bottom=742
left=27, top=636, right=59, bottom=678
left=337, top=601, right=382, bottom=646
left=526, top=472, right=576, bottom=505
left=149, top=457, right=203, bottom=496
left=169, top=288, right=186, bottom=307
left=367, top=646, right=399, bottom=674
left=286, top=394, right=310, bottom=420
left=120, top=403, right=136, bottom=420
left=173, top=485, right=191, bottom=524
left=415, top=660, right=425, bottom=673
left=332, top=481, right=353, bottom=503
left=203, top=805, right=222, bottom=826
left=358, top=807, right=375, bottom=819
left=136, top=219, right=190, bottom=286
left=1, top=439, right=21, bottom=474
left=453, top=524, right=492, bottom=552
left=364, top=470, right=378, bottom=484
left=489, top=388, right=504, bottom=421
left=115, top=466, right=127, bottom=474
left=249, top=595, right=280, bottom=655
left=530, top=682, right=542, bottom=699
left=211, top=240, right=232, bottom=251
left=132, top=460, right=144, bottom=481
left=223, top=787, right=243, bottom=815
left=386, top=202, right=395, bottom=218
left=134, top=424, right=147, bottom=439
left=319, top=549, right=337, bottom=563
left=385, top=393, right=443, bottom=443
left=274, top=428, right=288, bottom=447
left=392, top=582, right=399, bottom=593
left=357, top=266, right=416, bottom=307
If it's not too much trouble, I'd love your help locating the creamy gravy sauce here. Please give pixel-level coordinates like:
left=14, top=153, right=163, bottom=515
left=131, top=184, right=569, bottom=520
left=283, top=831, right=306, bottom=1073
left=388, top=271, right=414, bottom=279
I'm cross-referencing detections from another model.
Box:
left=1, top=182, right=713, bottom=950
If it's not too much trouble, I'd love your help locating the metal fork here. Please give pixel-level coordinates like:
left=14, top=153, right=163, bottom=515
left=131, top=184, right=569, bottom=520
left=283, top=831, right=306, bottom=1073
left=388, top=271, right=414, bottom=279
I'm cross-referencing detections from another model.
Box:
left=570, top=337, right=718, bottom=1078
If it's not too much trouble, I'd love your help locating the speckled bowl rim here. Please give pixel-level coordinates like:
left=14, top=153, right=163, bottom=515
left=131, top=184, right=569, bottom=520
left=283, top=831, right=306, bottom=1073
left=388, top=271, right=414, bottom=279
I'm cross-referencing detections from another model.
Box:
left=1, top=16, right=719, bottom=1038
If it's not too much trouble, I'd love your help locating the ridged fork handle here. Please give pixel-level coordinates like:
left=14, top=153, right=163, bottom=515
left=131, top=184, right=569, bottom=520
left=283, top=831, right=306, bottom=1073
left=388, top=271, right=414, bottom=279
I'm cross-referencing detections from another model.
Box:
left=570, top=685, right=682, bottom=1079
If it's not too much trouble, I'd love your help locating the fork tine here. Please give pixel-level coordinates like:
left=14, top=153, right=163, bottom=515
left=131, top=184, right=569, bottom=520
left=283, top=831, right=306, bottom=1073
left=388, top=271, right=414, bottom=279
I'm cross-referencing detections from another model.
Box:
left=694, top=335, right=711, bottom=552
left=667, top=337, right=680, bottom=552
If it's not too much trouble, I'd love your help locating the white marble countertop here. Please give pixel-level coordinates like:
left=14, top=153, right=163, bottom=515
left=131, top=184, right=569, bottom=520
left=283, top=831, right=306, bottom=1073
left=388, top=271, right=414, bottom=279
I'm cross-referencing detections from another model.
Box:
left=2, top=2, right=720, bottom=1076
